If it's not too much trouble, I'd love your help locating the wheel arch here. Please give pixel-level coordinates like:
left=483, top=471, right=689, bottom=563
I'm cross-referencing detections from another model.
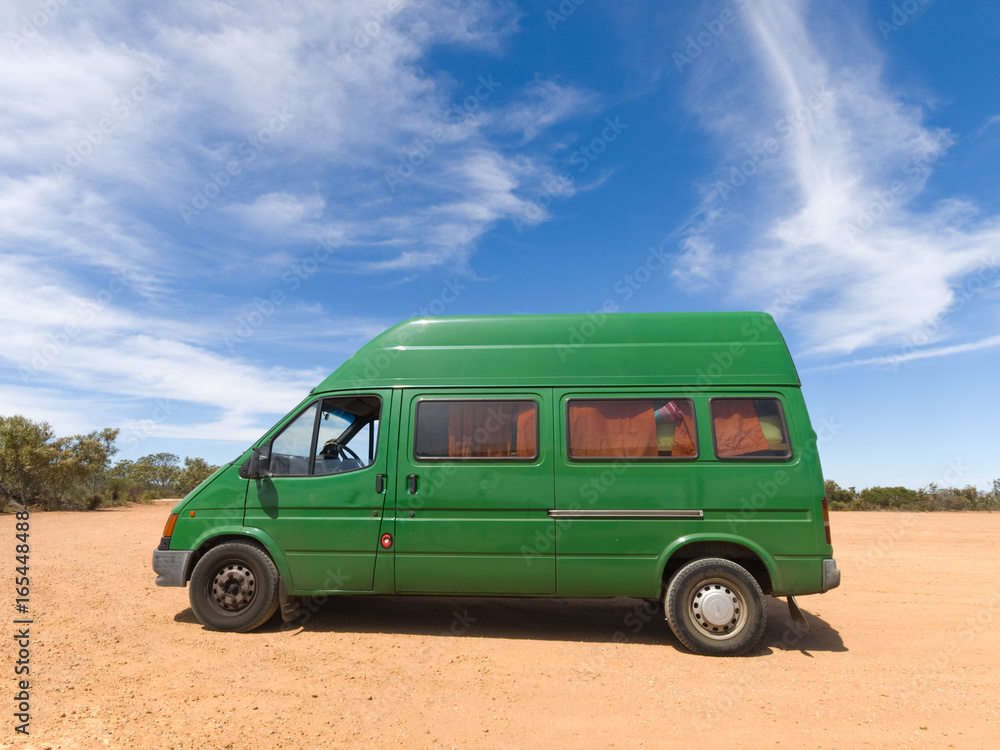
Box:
left=187, top=528, right=292, bottom=587
left=657, top=535, right=776, bottom=595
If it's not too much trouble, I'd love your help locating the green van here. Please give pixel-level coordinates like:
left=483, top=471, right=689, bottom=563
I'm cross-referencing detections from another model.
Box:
left=153, top=312, right=839, bottom=656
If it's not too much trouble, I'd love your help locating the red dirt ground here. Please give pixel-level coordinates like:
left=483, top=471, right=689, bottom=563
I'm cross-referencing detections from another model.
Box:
left=2, top=504, right=999, bottom=749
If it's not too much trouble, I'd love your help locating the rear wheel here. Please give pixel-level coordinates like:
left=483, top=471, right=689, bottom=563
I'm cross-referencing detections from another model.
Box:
left=189, top=542, right=279, bottom=632
left=665, top=558, right=766, bottom=656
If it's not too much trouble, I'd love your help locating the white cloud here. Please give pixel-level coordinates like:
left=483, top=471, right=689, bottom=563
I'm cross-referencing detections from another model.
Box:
left=0, top=0, right=603, bottom=450
left=225, top=192, right=328, bottom=235
left=672, top=233, right=723, bottom=289
left=497, top=79, right=599, bottom=142
left=675, top=0, right=1000, bottom=357
left=1, top=0, right=593, bottom=277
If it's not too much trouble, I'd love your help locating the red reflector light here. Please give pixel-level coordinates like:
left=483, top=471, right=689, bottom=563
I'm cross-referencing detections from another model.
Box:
left=162, top=513, right=179, bottom=538
left=821, top=496, right=832, bottom=545
left=380, top=533, right=393, bottom=549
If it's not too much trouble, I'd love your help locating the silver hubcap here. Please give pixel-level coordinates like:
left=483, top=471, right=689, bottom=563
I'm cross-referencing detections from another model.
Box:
left=211, top=563, right=256, bottom=612
left=690, top=578, right=747, bottom=640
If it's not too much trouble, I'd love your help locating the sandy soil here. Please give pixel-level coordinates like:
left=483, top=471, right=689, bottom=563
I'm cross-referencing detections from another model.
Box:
left=2, top=504, right=999, bottom=749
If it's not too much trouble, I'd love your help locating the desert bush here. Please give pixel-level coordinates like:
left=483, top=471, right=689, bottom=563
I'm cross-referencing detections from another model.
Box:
left=827, top=479, right=1000, bottom=511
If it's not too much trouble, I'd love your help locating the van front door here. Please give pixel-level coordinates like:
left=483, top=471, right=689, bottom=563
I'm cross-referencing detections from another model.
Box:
left=394, top=390, right=555, bottom=594
left=244, top=392, right=390, bottom=592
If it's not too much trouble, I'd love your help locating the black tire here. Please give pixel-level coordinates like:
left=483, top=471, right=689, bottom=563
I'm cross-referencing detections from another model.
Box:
left=188, top=542, right=280, bottom=632
left=664, top=558, right=766, bottom=656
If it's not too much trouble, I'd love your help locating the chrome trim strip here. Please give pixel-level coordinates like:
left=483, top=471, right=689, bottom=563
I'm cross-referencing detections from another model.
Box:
left=547, top=509, right=704, bottom=519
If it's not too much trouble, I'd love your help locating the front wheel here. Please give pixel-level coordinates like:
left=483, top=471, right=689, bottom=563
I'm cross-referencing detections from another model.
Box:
left=665, top=558, right=766, bottom=656
left=189, top=542, right=279, bottom=632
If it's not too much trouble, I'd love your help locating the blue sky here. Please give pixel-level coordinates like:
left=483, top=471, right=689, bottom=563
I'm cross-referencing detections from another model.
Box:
left=2, top=0, right=998, bottom=490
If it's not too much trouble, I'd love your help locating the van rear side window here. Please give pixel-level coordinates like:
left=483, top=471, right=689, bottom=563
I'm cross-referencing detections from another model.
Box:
left=414, top=400, right=538, bottom=460
left=710, top=398, right=791, bottom=459
left=567, top=399, right=697, bottom=459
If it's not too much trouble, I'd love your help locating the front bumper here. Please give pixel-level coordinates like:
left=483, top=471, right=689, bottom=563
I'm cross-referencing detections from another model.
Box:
left=152, top=549, right=194, bottom=587
left=822, top=558, right=841, bottom=592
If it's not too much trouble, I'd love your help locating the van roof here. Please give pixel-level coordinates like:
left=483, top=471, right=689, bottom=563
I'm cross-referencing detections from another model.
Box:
left=316, top=312, right=800, bottom=391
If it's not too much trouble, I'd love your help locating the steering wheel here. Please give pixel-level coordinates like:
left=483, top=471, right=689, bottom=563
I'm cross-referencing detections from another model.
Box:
left=321, top=440, right=361, bottom=461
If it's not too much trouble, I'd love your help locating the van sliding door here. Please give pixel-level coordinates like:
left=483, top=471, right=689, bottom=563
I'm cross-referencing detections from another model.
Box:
left=393, top=390, right=556, bottom=595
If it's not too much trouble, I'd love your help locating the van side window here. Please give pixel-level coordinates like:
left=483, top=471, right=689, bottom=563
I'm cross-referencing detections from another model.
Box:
left=270, top=403, right=317, bottom=476
left=270, top=396, right=381, bottom=476
left=567, top=399, right=697, bottom=459
left=414, top=400, right=538, bottom=460
left=314, top=396, right=381, bottom=475
left=711, top=398, right=791, bottom=459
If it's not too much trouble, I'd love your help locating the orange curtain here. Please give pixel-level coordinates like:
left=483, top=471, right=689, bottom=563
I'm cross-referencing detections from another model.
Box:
left=713, top=401, right=770, bottom=457
left=569, top=401, right=657, bottom=457
left=446, top=402, right=536, bottom=458
left=516, top=407, right=537, bottom=458
left=670, top=410, right=697, bottom=457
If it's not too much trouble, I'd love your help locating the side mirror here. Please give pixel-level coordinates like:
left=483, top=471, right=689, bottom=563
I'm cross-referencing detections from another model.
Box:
left=239, top=443, right=272, bottom=479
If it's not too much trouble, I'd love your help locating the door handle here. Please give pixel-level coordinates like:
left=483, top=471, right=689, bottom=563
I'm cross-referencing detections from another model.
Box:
left=375, top=474, right=385, bottom=494
left=407, top=474, right=418, bottom=494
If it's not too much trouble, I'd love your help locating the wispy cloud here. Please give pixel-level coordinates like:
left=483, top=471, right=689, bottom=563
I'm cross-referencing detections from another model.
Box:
left=497, top=78, right=600, bottom=143
left=975, top=113, right=1000, bottom=138
left=805, top=333, right=1000, bottom=373
left=0, top=0, right=601, bottom=449
left=673, top=0, right=1000, bottom=358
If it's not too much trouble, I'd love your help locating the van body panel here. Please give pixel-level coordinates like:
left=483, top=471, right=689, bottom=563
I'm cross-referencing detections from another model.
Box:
left=770, top=556, right=826, bottom=595
left=165, top=463, right=249, bottom=552
left=554, top=556, right=661, bottom=598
